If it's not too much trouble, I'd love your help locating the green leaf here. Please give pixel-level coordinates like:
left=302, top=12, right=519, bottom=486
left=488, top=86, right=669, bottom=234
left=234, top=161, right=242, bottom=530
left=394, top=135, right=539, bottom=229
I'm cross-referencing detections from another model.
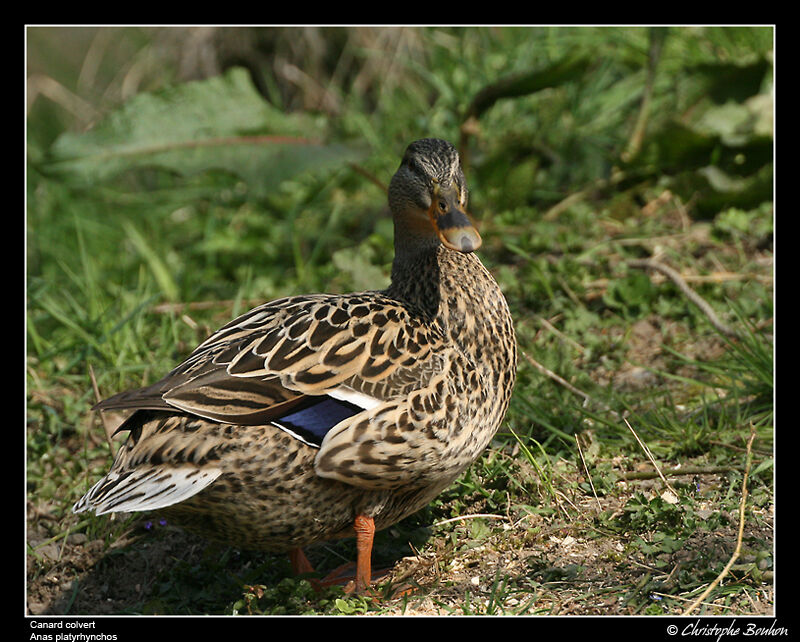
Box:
left=463, top=53, right=591, bottom=121
left=689, top=58, right=771, bottom=104
left=42, top=67, right=362, bottom=197
left=604, top=272, right=656, bottom=314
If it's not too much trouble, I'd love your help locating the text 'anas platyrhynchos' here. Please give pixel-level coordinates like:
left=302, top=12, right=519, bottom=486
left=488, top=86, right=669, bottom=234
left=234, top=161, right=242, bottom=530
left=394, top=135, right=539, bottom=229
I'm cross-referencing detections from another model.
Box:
left=73, top=138, right=517, bottom=594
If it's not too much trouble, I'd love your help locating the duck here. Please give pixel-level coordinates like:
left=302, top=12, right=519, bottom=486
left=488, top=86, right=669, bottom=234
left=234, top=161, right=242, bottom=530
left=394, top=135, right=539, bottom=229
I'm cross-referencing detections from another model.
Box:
left=73, top=138, right=517, bottom=594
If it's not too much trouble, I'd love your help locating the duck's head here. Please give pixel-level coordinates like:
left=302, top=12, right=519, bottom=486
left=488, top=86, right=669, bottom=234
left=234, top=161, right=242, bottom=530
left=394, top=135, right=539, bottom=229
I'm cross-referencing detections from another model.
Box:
left=388, top=138, right=482, bottom=254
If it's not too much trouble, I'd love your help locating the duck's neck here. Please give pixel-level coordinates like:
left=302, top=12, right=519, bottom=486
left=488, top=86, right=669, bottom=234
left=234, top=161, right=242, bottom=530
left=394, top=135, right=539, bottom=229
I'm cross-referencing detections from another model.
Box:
left=387, top=243, right=441, bottom=318
left=387, top=242, right=492, bottom=326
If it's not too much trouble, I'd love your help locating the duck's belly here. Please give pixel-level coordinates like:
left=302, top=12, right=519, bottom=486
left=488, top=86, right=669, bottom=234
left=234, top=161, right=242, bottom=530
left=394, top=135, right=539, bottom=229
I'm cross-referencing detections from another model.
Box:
left=157, top=435, right=455, bottom=552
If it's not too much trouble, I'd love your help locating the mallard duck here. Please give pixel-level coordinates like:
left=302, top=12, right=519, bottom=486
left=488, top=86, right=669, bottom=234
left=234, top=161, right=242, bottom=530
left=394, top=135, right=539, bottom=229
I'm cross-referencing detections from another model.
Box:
left=73, top=138, right=517, bottom=594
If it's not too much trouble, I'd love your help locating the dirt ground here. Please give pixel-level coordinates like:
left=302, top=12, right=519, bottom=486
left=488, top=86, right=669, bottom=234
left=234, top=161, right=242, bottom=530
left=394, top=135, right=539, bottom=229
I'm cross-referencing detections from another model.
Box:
left=26, top=465, right=774, bottom=616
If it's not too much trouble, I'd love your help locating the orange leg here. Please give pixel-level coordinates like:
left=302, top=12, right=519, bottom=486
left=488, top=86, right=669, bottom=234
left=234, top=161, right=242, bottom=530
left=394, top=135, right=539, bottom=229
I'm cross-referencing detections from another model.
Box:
left=288, top=547, right=316, bottom=576
left=353, top=513, right=375, bottom=594
left=286, top=515, right=379, bottom=595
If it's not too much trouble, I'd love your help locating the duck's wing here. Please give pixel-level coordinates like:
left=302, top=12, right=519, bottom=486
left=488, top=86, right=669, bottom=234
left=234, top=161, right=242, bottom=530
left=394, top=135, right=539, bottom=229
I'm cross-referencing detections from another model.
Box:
left=95, top=293, right=452, bottom=488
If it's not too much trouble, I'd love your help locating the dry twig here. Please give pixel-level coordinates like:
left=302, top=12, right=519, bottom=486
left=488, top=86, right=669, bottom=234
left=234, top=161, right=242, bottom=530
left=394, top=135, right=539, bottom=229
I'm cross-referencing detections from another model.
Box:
left=347, top=161, right=388, bottom=194
left=627, top=258, right=740, bottom=339
left=88, top=364, right=117, bottom=459
left=622, top=28, right=667, bottom=162
left=432, top=514, right=508, bottom=528
left=623, top=417, right=678, bottom=498
left=682, top=425, right=758, bottom=615
left=575, top=434, right=602, bottom=511
left=617, top=465, right=741, bottom=481
left=521, top=350, right=608, bottom=412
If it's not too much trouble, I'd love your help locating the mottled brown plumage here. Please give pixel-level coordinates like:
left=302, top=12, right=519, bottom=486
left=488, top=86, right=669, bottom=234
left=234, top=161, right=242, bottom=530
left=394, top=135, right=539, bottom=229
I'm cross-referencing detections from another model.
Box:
left=73, top=138, right=517, bottom=592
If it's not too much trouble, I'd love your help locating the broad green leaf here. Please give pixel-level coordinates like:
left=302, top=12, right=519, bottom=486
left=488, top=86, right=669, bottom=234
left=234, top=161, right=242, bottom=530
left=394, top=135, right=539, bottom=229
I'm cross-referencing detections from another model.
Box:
left=42, top=67, right=362, bottom=196
left=463, top=53, right=591, bottom=122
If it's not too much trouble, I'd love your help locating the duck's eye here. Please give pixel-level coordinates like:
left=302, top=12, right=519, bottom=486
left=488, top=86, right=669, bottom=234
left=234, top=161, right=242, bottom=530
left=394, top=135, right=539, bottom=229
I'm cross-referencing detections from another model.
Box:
left=437, top=199, right=447, bottom=213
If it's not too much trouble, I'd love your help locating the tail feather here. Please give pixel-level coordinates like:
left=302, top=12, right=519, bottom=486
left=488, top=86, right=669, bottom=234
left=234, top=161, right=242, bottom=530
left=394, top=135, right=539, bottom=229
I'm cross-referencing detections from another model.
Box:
left=73, top=466, right=222, bottom=516
left=92, top=384, right=173, bottom=412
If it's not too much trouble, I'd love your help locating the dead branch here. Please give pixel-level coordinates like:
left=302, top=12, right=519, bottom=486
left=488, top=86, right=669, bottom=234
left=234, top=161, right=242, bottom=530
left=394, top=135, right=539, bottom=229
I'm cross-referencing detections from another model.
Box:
left=627, top=258, right=740, bottom=339
left=682, top=425, right=757, bottom=615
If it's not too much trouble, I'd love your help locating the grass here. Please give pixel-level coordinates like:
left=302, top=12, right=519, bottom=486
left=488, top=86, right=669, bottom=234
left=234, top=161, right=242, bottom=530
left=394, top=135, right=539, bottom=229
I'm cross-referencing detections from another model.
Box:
left=26, top=26, right=773, bottom=617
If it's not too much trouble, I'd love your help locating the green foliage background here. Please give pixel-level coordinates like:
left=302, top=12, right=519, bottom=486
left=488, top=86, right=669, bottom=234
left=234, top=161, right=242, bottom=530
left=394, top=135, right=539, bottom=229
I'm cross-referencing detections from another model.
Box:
left=26, top=26, right=774, bottom=616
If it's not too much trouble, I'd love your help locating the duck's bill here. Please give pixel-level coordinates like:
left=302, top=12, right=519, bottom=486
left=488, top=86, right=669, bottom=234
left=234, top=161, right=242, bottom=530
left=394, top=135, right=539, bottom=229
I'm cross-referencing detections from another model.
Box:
left=428, top=189, right=482, bottom=253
